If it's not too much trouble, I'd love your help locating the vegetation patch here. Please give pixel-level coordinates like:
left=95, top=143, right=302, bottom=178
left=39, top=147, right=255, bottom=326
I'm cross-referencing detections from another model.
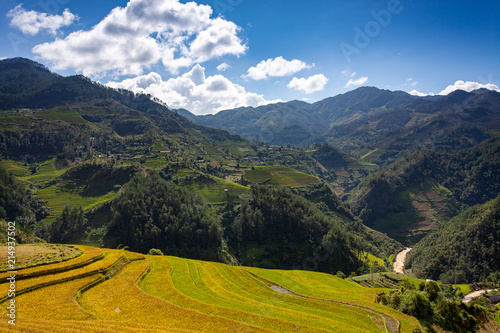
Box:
left=0, top=245, right=101, bottom=281
left=0, top=243, right=81, bottom=271
left=244, top=165, right=320, bottom=188
left=0, top=249, right=123, bottom=301
left=243, top=167, right=272, bottom=183
left=142, top=255, right=393, bottom=332
left=193, top=175, right=249, bottom=204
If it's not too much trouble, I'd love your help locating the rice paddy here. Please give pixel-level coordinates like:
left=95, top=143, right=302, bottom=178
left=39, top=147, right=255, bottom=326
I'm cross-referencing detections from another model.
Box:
left=0, top=245, right=421, bottom=332
left=244, top=165, right=320, bottom=188
left=0, top=244, right=81, bottom=271
left=0, top=245, right=102, bottom=281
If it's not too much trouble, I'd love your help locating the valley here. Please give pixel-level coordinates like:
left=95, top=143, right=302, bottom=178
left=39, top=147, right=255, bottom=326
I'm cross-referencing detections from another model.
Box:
left=0, top=57, right=499, bottom=332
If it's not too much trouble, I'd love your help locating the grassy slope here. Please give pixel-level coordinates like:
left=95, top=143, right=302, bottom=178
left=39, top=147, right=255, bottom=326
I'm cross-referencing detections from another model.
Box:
left=244, top=165, right=320, bottom=188
left=37, top=184, right=117, bottom=222
left=141, top=255, right=421, bottom=332
left=0, top=245, right=421, bottom=332
left=363, top=178, right=458, bottom=245
left=245, top=267, right=421, bottom=332
left=195, top=176, right=249, bottom=204
left=0, top=159, right=118, bottom=224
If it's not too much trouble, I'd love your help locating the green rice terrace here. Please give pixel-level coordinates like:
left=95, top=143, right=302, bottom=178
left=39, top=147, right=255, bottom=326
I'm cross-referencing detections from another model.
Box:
left=0, top=244, right=422, bottom=332
left=243, top=166, right=320, bottom=188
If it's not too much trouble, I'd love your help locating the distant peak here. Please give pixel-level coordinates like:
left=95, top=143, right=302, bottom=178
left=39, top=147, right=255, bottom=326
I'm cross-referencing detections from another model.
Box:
left=471, top=88, right=494, bottom=95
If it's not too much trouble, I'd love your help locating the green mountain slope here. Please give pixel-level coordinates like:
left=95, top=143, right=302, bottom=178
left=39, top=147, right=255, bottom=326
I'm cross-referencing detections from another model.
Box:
left=0, top=58, right=244, bottom=161
left=0, top=58, right=397, bottom=274
left=181, top=87, right=417, bottom=147
left=407, top=194, right=500, bottom=282
left=348, top=140, right=500, bottom=244
left=183, top=86, right=500, bottom=172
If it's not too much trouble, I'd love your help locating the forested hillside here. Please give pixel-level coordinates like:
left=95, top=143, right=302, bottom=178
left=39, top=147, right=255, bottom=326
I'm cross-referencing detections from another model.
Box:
left=348, top=139, right=500, bottom=244
left=230, top=185, right=362, bottom=273
left=0, top=164, right=48, bottom=228
left=105, top=172, right=224, bottom=262
left=0, top=58, right=243, bottom=162
left=407, top=195, right=500, bottom=282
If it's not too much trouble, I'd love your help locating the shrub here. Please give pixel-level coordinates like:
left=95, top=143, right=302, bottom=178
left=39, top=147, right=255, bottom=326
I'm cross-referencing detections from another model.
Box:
left=148, top=248, right=163, bottom=256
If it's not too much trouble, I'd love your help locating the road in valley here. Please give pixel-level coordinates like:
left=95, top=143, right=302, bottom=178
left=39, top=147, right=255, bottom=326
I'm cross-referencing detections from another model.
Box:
left=393, top=248, right=412, bottom=274
left=391, top=248, right=498, bottom=303
left=463, top=289, right=498, bottom=303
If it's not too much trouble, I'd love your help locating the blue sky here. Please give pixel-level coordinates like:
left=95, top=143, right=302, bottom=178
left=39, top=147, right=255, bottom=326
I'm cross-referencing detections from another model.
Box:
left=1, top=0, right=499, bottom=114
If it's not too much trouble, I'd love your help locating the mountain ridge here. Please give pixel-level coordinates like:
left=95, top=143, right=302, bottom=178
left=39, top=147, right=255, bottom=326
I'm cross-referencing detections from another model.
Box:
left=182, top=85, right=500, bottom=150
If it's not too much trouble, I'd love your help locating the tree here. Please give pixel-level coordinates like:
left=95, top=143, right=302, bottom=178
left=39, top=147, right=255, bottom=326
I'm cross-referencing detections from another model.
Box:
left=105, top=172, right=223, bottom=261
left=50, top=206, right=87, bottom=243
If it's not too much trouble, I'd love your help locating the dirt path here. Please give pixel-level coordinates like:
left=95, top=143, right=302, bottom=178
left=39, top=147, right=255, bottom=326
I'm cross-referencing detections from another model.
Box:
left=393, top=247, right=412, bottom=274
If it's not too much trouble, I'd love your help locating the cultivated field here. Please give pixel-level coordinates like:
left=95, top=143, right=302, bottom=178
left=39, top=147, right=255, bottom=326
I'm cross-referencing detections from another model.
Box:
left=0, top=245, right=421, bottom=332
left=0, top=244, right=81, bottom=271
left=244, top=165, right=320, bottom=188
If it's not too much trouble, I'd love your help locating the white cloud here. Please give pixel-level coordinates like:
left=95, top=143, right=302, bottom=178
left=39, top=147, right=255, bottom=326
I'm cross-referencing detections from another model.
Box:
left=244, top=56, right=312, bottom=80
left=32, top=0, right=246, bottom=77
left=217, top=62, right=230, bottom=71
left=287, top=74, right=328, bottom=94
left=341, top=70, right=357, bottom=77
left=405, top=78, right=418, bottom=87
left=438, top=80, right=500, bottom=95
left=345, top=76, right=368, bottom=88
left=107, top=65, right=276, bottom=115
left=408, top=90, right=430, bottom=97
left=7, top=4, right=77, bottom=36
left=188, top=18, right=246, bottom=62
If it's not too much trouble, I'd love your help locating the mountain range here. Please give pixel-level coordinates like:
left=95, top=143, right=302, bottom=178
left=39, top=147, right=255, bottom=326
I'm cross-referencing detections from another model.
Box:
left=181, top=86, right=500, bottom=166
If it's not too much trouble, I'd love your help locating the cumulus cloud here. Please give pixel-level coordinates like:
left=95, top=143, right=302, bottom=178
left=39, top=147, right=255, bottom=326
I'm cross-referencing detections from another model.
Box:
left=7, top=4, right=77, bottom=36
left=408, top=90, right=430, bottom=97
left=244, top=56, right=312, bottom=80
left=32, top=0, right=246, bottom=77
left=217, top=62, right=230, bottom=71
left=287, top=74, right=328, bottom=94
left=345, top=76, right=368, bottom=88
left=107, top=65, right=275, bottom=115
left=438, top=80, right=500, bottom=95
left=189, top=18, right=246, bottom=62
left=408, top=80, right=500, bottom=97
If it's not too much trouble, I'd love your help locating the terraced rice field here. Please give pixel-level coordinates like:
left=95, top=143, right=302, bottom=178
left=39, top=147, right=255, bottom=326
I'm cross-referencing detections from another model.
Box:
left=0, top=245, right=102, bottom=281
left=36, top=184, right=118, bottom=222
left=244, top=165, right=320, bottom=188
left=0, top=245, right=421, bottom=332
left=0, top=244, right=81, bottom=271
